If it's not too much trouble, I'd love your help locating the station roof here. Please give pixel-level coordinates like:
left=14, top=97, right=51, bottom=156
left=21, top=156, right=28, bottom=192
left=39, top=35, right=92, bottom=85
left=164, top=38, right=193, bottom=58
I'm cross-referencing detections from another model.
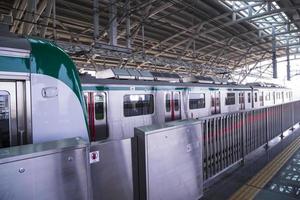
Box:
left=1, top=0, right=300, bottom=79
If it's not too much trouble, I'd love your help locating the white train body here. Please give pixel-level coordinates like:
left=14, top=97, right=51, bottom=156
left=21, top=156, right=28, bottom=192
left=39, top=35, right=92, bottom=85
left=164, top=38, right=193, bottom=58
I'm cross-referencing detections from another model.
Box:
left=81, top=75, right=293, bottom=141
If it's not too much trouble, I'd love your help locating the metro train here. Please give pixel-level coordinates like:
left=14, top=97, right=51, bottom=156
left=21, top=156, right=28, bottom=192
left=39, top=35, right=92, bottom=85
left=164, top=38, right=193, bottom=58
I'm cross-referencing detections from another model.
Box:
left=0, top=29, right=293, bottom=148
left=81, top=72, right=292, bottom=141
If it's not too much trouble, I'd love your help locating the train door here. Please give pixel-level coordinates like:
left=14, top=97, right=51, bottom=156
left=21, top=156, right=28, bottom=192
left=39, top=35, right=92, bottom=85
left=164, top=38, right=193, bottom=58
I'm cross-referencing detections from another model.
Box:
left=259, top=92, right=264, bottom=106
left=165, top=91, right=181, bottom=122
left=0, top=81, right=27, bottom=148
left=211, top=91, right=221, bottom=114
left=86, top=92, right=108, bottom=141
left=239, top=92, right=245, bottom=110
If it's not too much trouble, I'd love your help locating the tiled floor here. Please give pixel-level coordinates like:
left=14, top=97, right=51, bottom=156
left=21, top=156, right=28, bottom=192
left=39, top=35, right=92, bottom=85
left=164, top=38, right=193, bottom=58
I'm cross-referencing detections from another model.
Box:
left=202, top=125, right=300, bottom=200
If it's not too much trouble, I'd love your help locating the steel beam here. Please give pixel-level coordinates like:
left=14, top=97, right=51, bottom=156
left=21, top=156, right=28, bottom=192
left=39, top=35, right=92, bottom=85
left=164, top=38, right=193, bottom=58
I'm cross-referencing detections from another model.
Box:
left=53, top=0, right=56, bottom=40
left=40, top=0, right=54, bottom=37
left=57, top=41, right=230, bottom=74
left=93, top=0, right=100, bottom=40
left=10, top=0, right=27, bottom=33
left=109, top=0, right=118, bottom=46
left=156, top=4, right=300, bottom=56
left=22, top=0, right=36, bottom=35
left=126, top=0, right=131, bottom=48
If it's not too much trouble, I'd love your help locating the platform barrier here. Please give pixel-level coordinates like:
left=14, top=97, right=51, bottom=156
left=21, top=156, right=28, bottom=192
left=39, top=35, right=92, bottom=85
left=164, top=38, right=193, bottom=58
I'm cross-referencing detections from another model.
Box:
left=134, top=120, right=203, bottom=200
left=90, top=139, right=133, bottom=200
left=0, top=137, right=91, bottom=200
left=201, top=100, right=300, bottom=182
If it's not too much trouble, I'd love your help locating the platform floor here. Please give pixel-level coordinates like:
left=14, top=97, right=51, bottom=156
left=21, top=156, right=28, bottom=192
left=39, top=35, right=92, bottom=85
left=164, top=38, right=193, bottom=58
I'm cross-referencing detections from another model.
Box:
left=202, top=125, right=300, bottom=200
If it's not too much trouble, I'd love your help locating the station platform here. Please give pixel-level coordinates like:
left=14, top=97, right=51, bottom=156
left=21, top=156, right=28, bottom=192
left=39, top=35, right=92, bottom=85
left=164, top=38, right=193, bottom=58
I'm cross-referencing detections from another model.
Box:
left=203, top=126, right=300, bottom=200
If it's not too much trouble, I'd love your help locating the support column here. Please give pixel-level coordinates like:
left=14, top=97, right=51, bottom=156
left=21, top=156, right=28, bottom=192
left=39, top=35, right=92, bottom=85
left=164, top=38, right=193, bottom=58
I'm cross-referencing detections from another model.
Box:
left=126, top=0, right=131, bottom=49
left=109, top=0, right=117, bottom=46
left=93, top=0, right=99, bottom=41
left=272, top=25, right=277, bottom=78
left=287, top=39, right=291, bottom=81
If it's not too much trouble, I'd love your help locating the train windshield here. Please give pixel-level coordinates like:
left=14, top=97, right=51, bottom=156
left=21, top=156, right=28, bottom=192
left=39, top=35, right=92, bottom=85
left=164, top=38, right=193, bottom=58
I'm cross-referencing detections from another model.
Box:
left=0, top=91, right=10, bottom=148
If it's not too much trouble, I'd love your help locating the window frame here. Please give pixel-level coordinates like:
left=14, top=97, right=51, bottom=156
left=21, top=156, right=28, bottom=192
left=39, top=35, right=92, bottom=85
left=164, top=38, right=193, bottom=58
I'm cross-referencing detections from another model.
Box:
left=225, top=92, right=236, bottom=106
left=94, top=94, right=105, bottom=120
left=189, top=93, right=206, bottom=110
left=123, top=94, right=155, bottom=117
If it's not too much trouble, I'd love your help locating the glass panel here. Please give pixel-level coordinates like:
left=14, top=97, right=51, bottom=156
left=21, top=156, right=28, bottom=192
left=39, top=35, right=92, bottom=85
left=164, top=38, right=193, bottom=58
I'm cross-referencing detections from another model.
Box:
left=259, top=92, right=264, bottom=106
left=0, top=91, right=10, bottom=148
left=165, top=93, right=170, bottom=112
left=211, top=93, right=215, bottom=107
left=189, top=93, right=205, bottom=109
left=174, top=93, right=180, bottom=111
left=239, top=93, right=244, bottom=104
left=95, top=95, right=104, bottom=120
left=248, top=93, right=251, bottom=103
left=225, top=93, right=235, bottom=105
left=255, top=93, right=258, bottom=102
left=124, top=94, right=154, bottom=117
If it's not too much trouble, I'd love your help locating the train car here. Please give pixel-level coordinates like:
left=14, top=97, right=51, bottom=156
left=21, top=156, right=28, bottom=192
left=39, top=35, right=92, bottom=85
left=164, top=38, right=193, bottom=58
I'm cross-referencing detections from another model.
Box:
left=80, top=71, right=290, bottom=142
left=247, top=83, right=293, bottom=107
left=0, top=26, right=293, bottom=148
left=0, top=28, right=89, bottom=148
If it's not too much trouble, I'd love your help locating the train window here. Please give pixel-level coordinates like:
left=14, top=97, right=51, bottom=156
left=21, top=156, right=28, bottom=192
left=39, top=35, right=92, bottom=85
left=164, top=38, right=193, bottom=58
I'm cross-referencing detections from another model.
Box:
left=265, top=92, right=270, bottom=101
left=189, top=93, right=205, bottom=109
left=259, top=93, right=264, bottom=106
left=124, top=94, right=154, bottom=117
left=248, top=93, right=251, bottom=103
left=165, top=93, right=171, bottom=112
left=254, top=93, right=258, bottom=102
left=225, top=93, right=235, bottom=105
left=0, top=91, right=10, bottom=148
left=174, top=93, right=180, bottom=111
left=268, top=92, right=271, bottom=101
left=239, top=93, right=244, bottom=104
left=95, top=95, right=104, bottom=120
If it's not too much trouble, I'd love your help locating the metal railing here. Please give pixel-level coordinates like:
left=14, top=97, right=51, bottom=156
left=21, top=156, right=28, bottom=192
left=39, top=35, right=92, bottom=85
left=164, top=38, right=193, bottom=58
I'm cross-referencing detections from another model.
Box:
left=201, top=100, right=300, bottom=181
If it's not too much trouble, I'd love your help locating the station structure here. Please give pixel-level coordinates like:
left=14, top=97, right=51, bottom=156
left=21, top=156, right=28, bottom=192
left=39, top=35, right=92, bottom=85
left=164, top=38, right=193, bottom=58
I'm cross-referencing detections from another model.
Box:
left=1, top=1, right=300, bottom=200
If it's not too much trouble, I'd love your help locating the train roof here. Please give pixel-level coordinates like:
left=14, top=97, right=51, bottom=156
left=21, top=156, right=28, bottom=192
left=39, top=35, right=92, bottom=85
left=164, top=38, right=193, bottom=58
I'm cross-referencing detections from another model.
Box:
left=80, top=73, right=248, bottom=89
left=0, top=24, right=31, bottom=57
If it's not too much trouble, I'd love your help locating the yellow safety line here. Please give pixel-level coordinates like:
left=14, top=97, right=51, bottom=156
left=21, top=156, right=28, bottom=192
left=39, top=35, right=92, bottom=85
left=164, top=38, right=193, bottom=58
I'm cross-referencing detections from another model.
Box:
left=229, top=137, right=300, bottom=200
left=249, top=139, right=300, bottom=186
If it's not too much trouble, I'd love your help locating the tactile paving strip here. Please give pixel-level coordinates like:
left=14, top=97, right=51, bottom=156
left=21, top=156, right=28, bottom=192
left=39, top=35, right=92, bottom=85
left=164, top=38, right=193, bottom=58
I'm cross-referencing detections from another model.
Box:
left=229, top=137, right=300, bottom=200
